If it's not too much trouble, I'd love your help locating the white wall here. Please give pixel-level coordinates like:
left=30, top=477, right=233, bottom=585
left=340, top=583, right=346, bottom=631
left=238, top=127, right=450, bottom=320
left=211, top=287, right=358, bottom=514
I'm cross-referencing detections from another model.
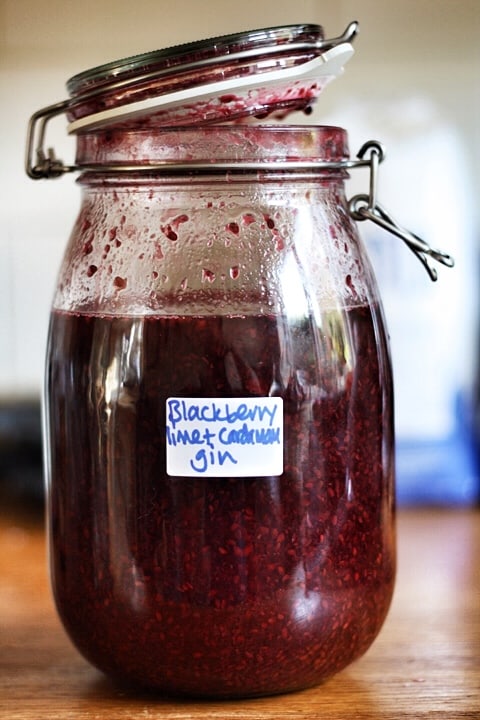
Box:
left=1, top=0, right=479, bottom=397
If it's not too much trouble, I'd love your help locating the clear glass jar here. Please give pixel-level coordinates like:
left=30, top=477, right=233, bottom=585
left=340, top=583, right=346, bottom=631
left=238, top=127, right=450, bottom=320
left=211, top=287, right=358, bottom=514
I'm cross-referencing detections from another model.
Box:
left=45, top=123, right=395, bottom=697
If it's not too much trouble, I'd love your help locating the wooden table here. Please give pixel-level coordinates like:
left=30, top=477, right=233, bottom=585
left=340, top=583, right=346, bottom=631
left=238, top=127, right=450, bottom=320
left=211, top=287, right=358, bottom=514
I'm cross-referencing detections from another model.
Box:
left=1, top=505, right=479, bottom=719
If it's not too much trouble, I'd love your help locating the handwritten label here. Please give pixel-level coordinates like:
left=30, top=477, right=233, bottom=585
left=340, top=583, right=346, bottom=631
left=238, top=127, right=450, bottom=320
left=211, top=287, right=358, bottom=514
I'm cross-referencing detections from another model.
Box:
left=166, top=397, right=283, bottom=477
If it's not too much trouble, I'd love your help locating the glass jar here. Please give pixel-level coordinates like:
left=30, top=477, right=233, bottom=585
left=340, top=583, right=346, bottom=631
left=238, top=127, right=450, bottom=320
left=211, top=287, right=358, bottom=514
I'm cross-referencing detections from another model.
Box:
left=44, top=123, right=396, bottom=697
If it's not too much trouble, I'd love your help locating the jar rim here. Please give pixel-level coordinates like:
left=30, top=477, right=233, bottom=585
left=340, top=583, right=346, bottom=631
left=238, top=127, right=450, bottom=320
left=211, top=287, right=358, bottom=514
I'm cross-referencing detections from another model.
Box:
left=75, top=124, right=351, bottom=169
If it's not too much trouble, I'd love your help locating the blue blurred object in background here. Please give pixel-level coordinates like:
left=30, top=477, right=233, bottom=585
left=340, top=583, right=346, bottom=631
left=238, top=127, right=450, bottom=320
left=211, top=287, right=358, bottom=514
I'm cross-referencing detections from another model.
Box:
left=331, top=98, right=479, bottom=506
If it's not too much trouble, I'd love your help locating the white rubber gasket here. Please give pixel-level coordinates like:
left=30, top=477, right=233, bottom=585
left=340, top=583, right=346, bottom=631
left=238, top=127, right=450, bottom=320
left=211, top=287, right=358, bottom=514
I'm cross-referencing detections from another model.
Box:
left=68, top=44, right=354, bottom=134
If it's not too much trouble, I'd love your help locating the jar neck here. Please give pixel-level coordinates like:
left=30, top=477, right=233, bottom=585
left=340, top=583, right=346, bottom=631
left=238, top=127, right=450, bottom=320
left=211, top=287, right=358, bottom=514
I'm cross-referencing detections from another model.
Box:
left=74, top=125, right=350, bottom=174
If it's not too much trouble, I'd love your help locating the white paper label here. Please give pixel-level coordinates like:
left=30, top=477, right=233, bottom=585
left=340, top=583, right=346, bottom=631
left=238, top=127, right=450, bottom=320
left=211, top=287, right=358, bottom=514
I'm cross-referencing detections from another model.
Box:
left=166, top=397, right=284, bottom=477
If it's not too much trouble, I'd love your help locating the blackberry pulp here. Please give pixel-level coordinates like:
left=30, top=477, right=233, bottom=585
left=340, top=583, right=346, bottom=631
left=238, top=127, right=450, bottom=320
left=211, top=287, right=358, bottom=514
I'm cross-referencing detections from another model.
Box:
left=46, top=303, right=395, bottom=697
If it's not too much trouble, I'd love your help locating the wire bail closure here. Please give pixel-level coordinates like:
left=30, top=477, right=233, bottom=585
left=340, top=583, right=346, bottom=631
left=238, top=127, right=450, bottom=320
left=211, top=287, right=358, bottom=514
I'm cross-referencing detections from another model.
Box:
left=25, top=100, right=74, bottom=179
left=348, top=140, right=455, bottom=281
left=348, top=142, right=454, bottom=281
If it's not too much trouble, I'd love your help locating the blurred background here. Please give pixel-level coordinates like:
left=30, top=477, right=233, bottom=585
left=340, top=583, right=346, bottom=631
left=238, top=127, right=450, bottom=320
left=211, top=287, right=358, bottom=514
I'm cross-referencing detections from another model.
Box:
left=0, top=0, right=479, bottom=510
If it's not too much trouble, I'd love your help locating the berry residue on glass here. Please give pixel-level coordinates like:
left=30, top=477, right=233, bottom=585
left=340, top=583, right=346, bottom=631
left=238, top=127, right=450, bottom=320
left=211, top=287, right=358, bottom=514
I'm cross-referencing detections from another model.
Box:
left=47, top=301, right=395, bottom=697
left=65, top=24, right=356, bottom=132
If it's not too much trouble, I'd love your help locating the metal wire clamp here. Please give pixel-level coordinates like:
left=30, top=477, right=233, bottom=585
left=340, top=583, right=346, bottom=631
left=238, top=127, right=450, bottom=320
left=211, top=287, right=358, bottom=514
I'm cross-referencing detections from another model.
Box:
left=348, top=142, right=455, bottom=281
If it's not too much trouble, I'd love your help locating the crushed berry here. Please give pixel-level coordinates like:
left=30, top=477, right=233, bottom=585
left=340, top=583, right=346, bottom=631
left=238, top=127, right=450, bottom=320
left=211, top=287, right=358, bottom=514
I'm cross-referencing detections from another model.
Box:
left=202, top=268, right=215, bottom=283
left=161, top=224, right=178, bottom=241
left=226, top=222, right=240, bottom=235
left=173, top=214, right=189, bottom=229
left=46, top=304, right=395, bottom=697
left=219, top=94, right=238, bottom=103
left=274, top=232, right=285, bottom=251
left=113, top=275, right=127, bottom=289
left=86, top=264, right=97, bottom=277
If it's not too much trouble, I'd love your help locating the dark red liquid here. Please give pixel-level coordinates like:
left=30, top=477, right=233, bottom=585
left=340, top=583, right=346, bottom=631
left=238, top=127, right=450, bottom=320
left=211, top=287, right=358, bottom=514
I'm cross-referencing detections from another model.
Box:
left=46, top=305, right=395, bottom=697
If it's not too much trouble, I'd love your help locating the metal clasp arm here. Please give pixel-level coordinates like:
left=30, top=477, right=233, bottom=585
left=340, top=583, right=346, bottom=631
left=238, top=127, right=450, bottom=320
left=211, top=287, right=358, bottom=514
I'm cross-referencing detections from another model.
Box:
left=319, top=21, right=359, bottom=50
left=25, top=100, right=75, bottom=179
left=348, top=141, right=455, bottom=281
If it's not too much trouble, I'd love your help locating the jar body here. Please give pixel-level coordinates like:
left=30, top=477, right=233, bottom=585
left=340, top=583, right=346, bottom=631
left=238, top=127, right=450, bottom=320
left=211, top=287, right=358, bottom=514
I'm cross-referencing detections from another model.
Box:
left=45, top=126, right=395, bottom=697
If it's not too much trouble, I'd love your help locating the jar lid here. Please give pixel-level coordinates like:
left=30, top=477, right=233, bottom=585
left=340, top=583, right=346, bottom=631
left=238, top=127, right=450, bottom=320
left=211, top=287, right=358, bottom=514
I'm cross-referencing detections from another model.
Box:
left=67, top=25, right=327, bottom=95
left=66, top=22, right=358, bottom=132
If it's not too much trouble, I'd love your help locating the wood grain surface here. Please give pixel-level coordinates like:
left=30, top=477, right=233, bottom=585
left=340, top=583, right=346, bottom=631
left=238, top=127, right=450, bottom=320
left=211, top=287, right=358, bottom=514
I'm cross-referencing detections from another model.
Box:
left=1, top=506, right=479, bottom=719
